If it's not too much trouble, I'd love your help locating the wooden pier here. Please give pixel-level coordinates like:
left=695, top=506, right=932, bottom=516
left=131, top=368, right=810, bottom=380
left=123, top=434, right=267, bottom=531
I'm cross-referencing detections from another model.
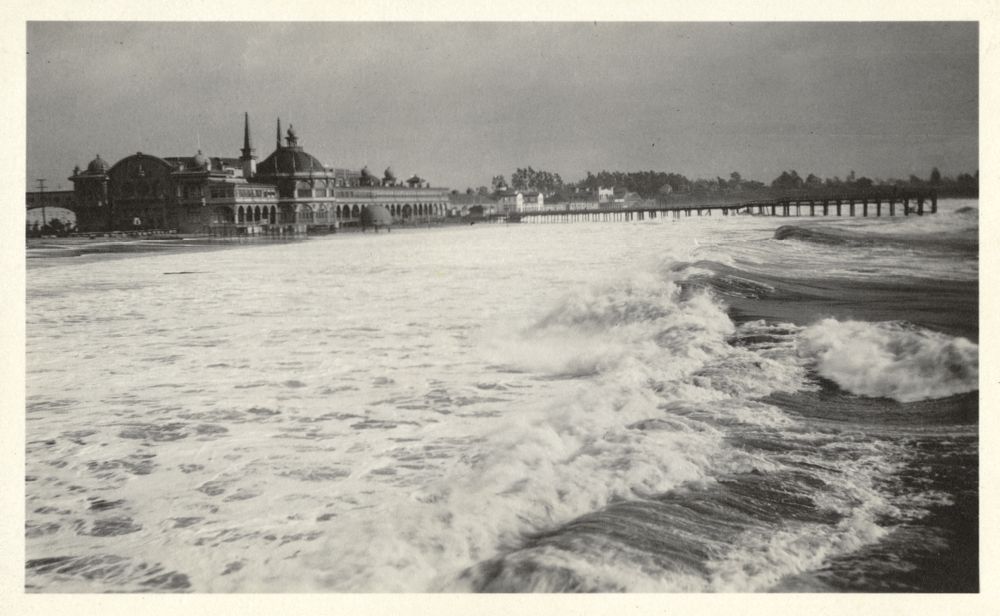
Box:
left=493, top=189, right=938, bottom=224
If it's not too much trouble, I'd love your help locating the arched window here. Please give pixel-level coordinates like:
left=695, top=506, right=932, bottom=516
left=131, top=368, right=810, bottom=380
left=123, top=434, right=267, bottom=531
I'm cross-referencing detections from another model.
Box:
left=352, top=204, right=360, bottom=218
left=299, top=204, right=314, bottom=223
left=254, top=206, right=262, bottom=222
left=237, top=206, right=245, bottom=223
left=215, top=206, right=233, bottom=224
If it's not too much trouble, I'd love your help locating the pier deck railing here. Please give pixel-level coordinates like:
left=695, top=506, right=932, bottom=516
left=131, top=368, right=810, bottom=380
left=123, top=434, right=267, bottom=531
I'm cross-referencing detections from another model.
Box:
left=489, top=189, right=938, bottom=223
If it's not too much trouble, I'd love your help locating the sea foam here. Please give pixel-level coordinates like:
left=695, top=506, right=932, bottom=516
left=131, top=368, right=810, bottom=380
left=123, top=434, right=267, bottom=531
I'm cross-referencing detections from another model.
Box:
left=797, top=318, right=978, bottom=402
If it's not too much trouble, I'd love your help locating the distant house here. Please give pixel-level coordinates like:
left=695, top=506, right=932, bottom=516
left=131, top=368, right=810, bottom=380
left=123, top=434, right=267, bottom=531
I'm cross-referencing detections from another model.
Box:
left=597, top=186, right=615, bottom=204
left=497, top=190, right=544, bottom=214
left=621, top=191, right=642, bottom=208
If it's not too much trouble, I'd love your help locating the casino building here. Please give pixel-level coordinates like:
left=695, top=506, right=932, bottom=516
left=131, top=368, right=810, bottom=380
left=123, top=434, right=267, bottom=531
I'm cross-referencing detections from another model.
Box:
left=68, top=114, right=450, bottom=234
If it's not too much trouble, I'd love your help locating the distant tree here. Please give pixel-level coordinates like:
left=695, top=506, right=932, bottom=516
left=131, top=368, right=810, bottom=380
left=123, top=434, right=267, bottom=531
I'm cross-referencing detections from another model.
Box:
left=510, top=168, right=527, bottom=190
left=491, top=175, right=507, bottom=191
left=476, top=186, right=490, bottom=195
left=805, top=173, right=823, bottom=187
left=930, top=167, right=942, bottom=185
left=771, top=170, right=803, bottom=190
left=855, top=177, right=874, bottom=189
left=693, top=178, right=719, bottom=192
left=465, top=187, right=474, bottom=195
left=507, top=167, right=564, bottom=193
left=847, top=170, right=856, bottom=183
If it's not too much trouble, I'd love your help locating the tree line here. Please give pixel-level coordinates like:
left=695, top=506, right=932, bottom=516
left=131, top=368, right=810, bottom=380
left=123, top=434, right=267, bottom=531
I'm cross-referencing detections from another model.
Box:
left=459, top=167, right=978, bottom=202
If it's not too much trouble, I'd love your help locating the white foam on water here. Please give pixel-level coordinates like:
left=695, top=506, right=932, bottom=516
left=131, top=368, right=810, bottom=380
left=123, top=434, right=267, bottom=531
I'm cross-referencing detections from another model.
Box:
left=292, top=268, right=751, bottom=590
left=797, top=318, right=978, bottom=402
left=25, top=203, right=976, bottom=592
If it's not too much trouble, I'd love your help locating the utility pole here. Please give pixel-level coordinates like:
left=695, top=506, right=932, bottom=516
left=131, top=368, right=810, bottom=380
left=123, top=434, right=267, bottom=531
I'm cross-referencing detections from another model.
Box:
left=36, top=178, right=47, bottom=229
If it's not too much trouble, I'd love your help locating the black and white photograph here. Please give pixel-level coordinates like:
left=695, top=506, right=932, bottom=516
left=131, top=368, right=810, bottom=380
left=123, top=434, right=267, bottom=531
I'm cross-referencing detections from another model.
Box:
left=6, top=5, right=995, bottom=609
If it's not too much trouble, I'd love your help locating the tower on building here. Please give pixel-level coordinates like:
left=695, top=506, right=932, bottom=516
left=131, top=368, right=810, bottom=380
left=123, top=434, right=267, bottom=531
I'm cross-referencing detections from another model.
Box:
left=240, top=112, right=257, bottom=178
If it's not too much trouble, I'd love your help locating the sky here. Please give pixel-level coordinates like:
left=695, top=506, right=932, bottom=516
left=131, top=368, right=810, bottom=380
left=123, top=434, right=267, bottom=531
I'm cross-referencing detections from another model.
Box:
left=26, top=21, right=977, bottom=191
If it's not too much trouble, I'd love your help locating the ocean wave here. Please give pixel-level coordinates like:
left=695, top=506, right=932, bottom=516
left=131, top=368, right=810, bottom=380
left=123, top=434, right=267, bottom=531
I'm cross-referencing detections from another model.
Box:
left=796, top=319, right=978, bottom=402
left=773, top=223, right=977, bottom=254
left=493, top=272, right=736, bottom=378
left=294, top=270, right=822, bottom=590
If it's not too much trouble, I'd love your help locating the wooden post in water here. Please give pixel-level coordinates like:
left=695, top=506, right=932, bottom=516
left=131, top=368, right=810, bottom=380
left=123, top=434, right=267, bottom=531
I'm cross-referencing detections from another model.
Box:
left=918, top=198, right=925, bottom=216
left=836, top=200, right=842, bottom=216
left=849, top=200, right=855, bottom=216
left=876, top=200, right=882, bottom=217
left=862, top=199, right=868, bottom=217
left=931, top=193, right=937, bottom=214
left=890, top=200, right=896, bottom=216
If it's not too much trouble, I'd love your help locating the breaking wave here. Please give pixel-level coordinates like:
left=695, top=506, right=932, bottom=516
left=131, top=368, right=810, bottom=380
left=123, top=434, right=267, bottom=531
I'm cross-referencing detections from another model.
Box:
left=797, top=319, right=978, bottom=402
left=773, top=222, right=977, bottom=254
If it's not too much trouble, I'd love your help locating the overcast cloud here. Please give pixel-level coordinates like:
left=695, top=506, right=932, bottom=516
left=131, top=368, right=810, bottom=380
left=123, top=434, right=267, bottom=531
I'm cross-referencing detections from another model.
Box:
left=27, top=22, right=977, bottom=191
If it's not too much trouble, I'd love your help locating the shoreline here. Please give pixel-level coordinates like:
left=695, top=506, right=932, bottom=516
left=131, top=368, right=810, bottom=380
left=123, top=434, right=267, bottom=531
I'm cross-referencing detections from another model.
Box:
left=25, top=221, right=469, bottom=266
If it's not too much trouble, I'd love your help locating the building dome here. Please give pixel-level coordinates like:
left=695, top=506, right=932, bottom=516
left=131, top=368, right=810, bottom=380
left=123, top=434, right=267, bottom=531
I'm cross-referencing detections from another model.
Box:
left=87, top=154, right=109, bottom=174
left=360, top=166, right=372, bottom=178
left=192, top=150, right=210, bottom=169
left=256, top=147, right=328, bottom=176
left=383, top=167, right=396, bottom=181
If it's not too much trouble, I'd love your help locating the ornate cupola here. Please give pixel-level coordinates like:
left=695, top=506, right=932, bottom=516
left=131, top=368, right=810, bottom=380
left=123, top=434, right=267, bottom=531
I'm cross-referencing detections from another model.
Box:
left=86, top=154, right=109, bottom=175
left=285, top=124, right=299, bottom=148
left=192, top=149, right=210, bottom=170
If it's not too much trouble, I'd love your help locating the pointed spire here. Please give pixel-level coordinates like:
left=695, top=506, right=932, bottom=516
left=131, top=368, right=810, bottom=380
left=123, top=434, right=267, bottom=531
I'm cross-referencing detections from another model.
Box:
left=241, top=112, right=255, bottom=160
left=276, top=117, right=282, bottom=150
left=243, top=111, right=253, bottom=157
left=241, top=113, right=258, bottom=178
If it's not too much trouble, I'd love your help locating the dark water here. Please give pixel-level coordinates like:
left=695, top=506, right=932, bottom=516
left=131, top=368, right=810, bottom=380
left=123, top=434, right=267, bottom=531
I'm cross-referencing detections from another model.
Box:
left=459, top=205, right=978, bottom=592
